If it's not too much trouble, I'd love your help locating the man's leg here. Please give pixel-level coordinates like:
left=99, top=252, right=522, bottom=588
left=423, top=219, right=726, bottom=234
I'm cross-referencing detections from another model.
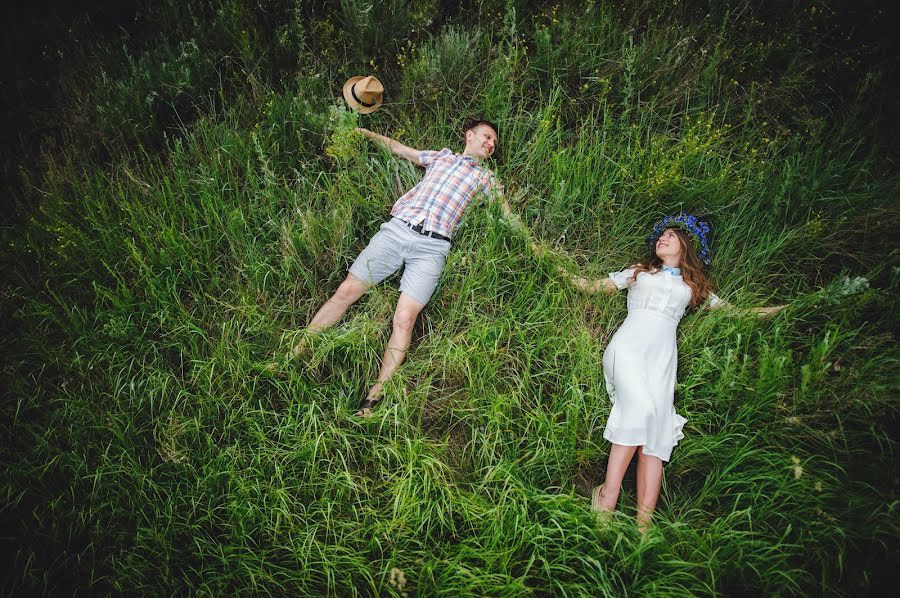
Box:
left=293, top=219, right=406, bottom=360
left=292, top=274, right=369, bottom=357
left=356, top=292, right=425, bottom=417
left=307, top=274, right=370, bottom=332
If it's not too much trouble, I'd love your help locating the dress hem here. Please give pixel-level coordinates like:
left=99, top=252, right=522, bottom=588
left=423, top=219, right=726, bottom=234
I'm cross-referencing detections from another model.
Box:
left=603, top=413, right=686, bottom=463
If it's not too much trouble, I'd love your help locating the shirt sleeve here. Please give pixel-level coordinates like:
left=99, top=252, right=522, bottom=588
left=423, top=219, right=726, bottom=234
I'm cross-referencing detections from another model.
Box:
left=608, top=268, right=637, bottom=290
left=419, top=148, right=452, bottom=169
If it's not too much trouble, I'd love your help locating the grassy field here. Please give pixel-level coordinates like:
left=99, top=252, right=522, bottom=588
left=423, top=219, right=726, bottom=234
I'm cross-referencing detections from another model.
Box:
left=2, top=0, right=898, bottom=595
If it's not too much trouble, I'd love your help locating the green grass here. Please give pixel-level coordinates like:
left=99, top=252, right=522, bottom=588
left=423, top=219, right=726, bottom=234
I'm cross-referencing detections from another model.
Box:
left=2, top=0, right=898, bottom=595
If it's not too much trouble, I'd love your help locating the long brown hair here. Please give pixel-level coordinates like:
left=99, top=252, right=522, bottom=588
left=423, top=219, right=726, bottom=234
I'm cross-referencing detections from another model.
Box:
left=628, top=228, right=713, bottom=311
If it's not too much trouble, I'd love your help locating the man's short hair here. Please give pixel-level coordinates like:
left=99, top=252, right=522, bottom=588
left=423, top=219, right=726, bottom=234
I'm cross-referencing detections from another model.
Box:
left=464, top=118, right=499, bottom=139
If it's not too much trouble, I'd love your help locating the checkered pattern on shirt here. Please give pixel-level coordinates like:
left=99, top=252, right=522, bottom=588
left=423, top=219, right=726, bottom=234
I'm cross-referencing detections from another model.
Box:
left=390, top=148, right=501, bottom=240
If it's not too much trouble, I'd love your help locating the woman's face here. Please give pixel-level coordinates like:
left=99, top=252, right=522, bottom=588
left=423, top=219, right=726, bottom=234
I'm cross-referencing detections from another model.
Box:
left=655, top=228, right=683, bottom=261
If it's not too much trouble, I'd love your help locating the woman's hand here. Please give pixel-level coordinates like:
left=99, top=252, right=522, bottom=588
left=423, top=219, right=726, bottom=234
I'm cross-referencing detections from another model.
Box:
left=755, top=304, right=787, bottom=317
left=710, top=301, right=787, bottom=317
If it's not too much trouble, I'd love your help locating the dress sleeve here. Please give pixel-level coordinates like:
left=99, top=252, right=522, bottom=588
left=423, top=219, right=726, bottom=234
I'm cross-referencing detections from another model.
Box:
left=608, top=268, right=637, bottom=290
left=419, top=148, right=452, bottom=169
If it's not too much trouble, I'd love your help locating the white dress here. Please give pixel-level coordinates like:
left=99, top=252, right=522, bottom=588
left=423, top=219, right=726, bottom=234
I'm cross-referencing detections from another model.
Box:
left=602, top=268, right=719, bottom=462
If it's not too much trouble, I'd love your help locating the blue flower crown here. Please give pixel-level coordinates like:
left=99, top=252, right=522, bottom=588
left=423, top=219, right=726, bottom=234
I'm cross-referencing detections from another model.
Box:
left=647, top=212, right=712, bottom=265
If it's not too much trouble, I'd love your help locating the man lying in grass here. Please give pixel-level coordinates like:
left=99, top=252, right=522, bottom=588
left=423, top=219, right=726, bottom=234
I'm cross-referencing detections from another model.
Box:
left=300, top=118, right=517, bottom=417
left=537, top=213, right=785, bottom=532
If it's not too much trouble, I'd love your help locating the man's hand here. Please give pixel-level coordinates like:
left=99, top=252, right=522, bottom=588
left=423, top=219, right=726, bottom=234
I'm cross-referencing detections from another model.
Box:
left=502, top=212, right=525, bottom=233
left=496, top=190, right=528, bottom=236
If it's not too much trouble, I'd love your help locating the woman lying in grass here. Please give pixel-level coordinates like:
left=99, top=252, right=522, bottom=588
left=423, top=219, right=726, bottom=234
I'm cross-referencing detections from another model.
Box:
left=537, top=213, right=784, bottom=533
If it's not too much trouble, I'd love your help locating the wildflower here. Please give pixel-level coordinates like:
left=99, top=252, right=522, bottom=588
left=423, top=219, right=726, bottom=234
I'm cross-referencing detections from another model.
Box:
left=818, top=275, right=870, bottom=306
left=389, top=568, right=408, bottom=597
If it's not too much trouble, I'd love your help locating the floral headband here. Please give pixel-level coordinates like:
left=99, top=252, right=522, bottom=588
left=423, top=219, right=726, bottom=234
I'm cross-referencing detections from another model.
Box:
left=647, top=212, right=712, bottom=265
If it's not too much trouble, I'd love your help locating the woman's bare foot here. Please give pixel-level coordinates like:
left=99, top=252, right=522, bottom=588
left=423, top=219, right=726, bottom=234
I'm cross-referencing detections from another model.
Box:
left=592, top=484, right=619, bottom=510
left=591, top=485, right=605, bottom=512
left=591, top=485, right=615, bottom=523
left=636, top=503, right=654, bottom=534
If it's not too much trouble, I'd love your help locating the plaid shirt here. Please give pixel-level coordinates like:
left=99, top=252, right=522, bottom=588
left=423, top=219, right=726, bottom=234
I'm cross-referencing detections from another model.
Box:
left=390, top=148, right=502, bottom=240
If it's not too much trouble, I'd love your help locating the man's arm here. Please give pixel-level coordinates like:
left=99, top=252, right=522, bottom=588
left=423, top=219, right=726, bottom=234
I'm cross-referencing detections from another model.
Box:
left=493, top=186, right=525, bottom=233
left=356, top=127, right=423, bottom=166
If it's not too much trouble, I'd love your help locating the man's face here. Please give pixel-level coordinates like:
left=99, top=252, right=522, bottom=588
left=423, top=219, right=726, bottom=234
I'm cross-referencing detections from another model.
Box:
left=465, top=124, right=498, bottom=159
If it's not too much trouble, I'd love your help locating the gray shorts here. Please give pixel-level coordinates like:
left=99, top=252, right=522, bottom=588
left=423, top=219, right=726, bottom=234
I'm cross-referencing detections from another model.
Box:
left=349, top=218, right=451, bottom=305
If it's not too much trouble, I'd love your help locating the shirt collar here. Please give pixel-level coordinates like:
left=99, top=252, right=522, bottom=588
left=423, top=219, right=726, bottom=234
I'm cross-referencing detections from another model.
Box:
left=661, top=265, right=682, bottom=276
left=458, top=152, right=483, bottom=165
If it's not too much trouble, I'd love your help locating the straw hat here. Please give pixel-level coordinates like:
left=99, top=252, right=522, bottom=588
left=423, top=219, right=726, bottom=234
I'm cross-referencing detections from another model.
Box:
left=342, top=75, right=384, bottom=114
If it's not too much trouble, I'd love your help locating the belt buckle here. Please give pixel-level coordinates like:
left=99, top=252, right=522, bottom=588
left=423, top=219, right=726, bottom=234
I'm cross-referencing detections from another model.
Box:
left=406, top=220, right=445, bottom=241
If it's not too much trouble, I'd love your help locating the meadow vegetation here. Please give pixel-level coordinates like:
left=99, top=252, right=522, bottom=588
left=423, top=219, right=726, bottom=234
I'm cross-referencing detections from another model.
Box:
left=1, top=0, right=898, bottom=594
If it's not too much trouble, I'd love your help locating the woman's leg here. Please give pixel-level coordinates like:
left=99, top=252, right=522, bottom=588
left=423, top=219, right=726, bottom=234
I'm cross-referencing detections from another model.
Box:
left=635, top=447, right=663, bottom=533
left=596, top=443, right=639, bottom=512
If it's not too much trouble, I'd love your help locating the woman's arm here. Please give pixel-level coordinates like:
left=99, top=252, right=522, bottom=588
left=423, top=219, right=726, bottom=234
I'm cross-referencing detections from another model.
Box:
left=568, top=270, right=618, bottom=294
left=532, top=241, right=618, bottom=294
left=752, top=304, right=787, bottom=317
left=356, top=127, right=422, bottom=165
left=707, top=296, right=786, bottom=317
